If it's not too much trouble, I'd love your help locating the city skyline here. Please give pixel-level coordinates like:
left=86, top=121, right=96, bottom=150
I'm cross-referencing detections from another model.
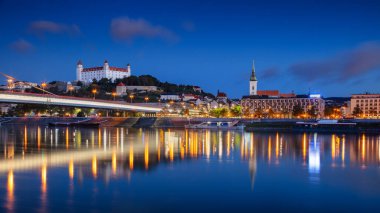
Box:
left=1, top=0, right=380, bottom=98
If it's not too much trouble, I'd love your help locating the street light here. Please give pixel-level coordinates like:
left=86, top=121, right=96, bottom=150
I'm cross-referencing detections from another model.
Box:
left=68, top=86, right=74, bottom=95
left=41, top=82, right=47, bottom=94
left=7, top=78, right=13, bottom=91
left=144, top=96, right=149, bottom=103
left=129, top=94, right=134, bottom=103
left=112, top=92, right=116, bottom=101
left=92, top=89, right=97, bottom=99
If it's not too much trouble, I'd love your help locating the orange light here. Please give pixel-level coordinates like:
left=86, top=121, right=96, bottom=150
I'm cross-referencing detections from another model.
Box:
left=41, top=164, right=47, bottom=193
left=7, top=170, right=14, bottom=194
left=144, top=142, right=149, bottom=169
left=92, top=156, right=97, bottom=178
left=66, top=127, right=69, bottom=149
left=129, top=144, right=134, bottom=170
left=169, top=141, right=174, bottom=162
left=37, top=126, right=41, bottom=151
left=112, top=152, right=117, bottom=175
left=24, top=126, right=27, bottom=150
left=7, top=170, right=14, bottom=209
left=69, top=160, right=74, bottom=180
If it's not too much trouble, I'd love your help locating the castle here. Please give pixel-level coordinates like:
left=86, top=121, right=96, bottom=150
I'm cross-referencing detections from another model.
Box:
left=76, top=60, right=131, bottom=82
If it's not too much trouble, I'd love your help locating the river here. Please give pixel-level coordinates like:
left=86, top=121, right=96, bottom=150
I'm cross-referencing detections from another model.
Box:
left=0, top=125, right=379, bottom=212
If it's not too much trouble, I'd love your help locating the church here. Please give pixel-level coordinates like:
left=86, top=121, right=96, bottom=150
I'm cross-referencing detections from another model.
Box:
left=242, top=61, right=325, bottom=118
left=76, top=60, right=131, bottom=82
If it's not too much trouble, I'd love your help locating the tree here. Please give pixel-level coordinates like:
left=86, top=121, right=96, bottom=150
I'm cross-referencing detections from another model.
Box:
left=76, top=81, right=83, bottom=87
left=230, top=105, right=243, bottom=117
left=243, top=108, right=251, bottom=117
left=280, top=108, right=291, bottom=118
left=352, top=106, right=363, bottom=117
left=77, top=111, right=86, bottom=117
left=209, top=108, right=228, bottom=118
left=324, top=106, right=334, bottom=117
left=180, top=108, right=190, bottom=116
left=267, top=108, right=275, bottom=118
left=292, top=104, right=304, bottom=117
left=307, top=106, right=317, bottom=118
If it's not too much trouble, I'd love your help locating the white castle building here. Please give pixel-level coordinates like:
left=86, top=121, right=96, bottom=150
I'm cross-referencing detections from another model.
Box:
left=76, top=60, right=131, bottom=82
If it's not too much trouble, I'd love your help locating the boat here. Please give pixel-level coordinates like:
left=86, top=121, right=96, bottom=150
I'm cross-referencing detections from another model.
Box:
left=48, top=118, right=104, bottom=128
left=185, top=120, right=244, bottom=130
left=296, top=119, right=356, bottom=126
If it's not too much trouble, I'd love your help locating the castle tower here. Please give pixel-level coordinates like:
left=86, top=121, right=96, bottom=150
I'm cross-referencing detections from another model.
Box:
left=103, top=59, right=109, bottom=70
left=249, top=60, right=258, bottom=95
left=127, top=63, right=131, bottom=73
left=76, top=60, right=83, bottom=81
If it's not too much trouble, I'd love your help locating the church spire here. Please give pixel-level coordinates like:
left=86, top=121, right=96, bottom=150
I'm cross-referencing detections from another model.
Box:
left=250, top=60, right=257, bottom=81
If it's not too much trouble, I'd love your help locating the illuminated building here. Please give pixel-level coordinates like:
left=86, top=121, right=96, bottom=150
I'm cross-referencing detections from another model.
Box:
left=160, top=93, right=181, bottom=101
left=257, top=90, right=295, bottom=98
left=350, top=93, right=380, bottom=118
left=242, top=60, right=324, bottom=117
left=241, top=94, right=325, bottom=117
left=76, top=60, right=131, bottom=82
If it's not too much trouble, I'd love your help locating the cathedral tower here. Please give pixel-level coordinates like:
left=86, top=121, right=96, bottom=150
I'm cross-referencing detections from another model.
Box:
left=249, top=60, right=258, bottom=95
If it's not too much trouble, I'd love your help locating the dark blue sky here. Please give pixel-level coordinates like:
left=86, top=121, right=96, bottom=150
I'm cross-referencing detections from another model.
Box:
left=1, top=0, right=380, bottom=98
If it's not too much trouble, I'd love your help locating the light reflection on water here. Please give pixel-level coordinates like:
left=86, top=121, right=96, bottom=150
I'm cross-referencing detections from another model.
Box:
left=0, top=126, right=380, bottom=212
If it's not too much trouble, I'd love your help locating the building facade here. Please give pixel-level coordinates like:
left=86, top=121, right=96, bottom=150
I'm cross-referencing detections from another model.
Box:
left=116, top=82, right=127, bottom=95
left=76, top=60, right=131, bottom=82
left=257, top=90, right=296, bottom=98
left=350, top=93, right=380, bottom=118
left=115, top=83, right=158, bottom=96
left=241, top=95, right=325, bottom=117
left=160, top=94, right=181, bottom=101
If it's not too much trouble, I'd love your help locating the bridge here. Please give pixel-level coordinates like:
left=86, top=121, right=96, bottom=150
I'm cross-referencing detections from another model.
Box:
left=0, top=92, right=161, bottom=112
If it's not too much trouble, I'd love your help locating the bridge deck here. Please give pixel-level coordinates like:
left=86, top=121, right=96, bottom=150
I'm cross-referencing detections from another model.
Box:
left=0, top=91, right=161, bottom=112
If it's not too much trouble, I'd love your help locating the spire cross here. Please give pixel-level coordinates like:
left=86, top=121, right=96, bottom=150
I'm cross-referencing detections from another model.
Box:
left=250, top=60, right=257, bottom=81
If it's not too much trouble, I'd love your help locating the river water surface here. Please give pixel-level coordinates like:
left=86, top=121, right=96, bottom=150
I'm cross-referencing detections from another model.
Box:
left=0, top=125, right=380, bottom=212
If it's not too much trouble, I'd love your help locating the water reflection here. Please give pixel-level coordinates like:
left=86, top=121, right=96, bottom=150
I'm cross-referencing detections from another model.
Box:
left=6, top=170, right=14, bottom=212
left=1, top=126, right=380, bottom=211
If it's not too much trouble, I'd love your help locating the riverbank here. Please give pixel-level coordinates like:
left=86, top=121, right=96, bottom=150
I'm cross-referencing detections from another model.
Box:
left=2, top=117, right=380, bottom=133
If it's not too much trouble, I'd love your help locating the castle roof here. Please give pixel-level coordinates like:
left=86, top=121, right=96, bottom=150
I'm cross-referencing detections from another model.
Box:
left=82, top=66, right=129, bottom=72
left=217, top=91, right=227, bottom=97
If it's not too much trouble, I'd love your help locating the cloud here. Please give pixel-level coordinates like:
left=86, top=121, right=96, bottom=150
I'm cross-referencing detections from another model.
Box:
left=182, top=21, right=195, bottom=32
left=289, top=41, right=380, bottom=83
left=10, top=39, right=33, bottom=53
left=260, top=67, right=279, bottom=79
left=111, top=17, right=178, bottom=42
left=28, top=20, right=81, bottom=37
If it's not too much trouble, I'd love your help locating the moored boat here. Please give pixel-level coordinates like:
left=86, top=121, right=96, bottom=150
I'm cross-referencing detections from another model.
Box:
left=185, top=120, right=244, bottom=130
